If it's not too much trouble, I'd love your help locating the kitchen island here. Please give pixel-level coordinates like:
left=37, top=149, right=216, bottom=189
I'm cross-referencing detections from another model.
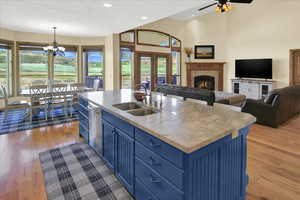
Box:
left=78, top=89, right=256, bottom=200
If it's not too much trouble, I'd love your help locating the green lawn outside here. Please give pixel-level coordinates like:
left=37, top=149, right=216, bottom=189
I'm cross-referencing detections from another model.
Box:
left=121, top=62, right=179, bottom=75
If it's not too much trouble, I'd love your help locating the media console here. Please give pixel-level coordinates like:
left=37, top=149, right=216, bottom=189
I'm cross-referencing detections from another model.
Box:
left=232, top=79, right=276, bottom=100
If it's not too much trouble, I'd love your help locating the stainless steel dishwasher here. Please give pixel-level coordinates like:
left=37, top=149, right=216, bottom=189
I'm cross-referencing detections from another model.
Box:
left=88, top=102, right=102, bottom=155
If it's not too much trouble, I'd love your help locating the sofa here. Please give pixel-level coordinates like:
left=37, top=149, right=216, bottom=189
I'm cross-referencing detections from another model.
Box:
left=156, top=84, right=246, bottom=106
left=242, top=85, right=300, bottom=128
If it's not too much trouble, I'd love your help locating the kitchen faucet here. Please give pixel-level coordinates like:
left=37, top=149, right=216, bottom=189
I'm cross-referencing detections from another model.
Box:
left=136, top=84, right=163, bottom=111
left=136, top=84, right=152, bottom=105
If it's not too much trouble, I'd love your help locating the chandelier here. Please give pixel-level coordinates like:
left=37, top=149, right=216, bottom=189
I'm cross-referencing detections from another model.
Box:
left=216, top=0, right=232, bottom=13
left=43, top=27, right=65, bottom=56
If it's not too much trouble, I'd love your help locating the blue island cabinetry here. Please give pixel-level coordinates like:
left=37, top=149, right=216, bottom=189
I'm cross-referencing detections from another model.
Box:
left=78, top=97, right=250, bottom=200
left=78, top=98, right=89, bottom=142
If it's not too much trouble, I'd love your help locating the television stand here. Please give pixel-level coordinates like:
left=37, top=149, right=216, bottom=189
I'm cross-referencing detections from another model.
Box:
left=231, top=79, right=277, bottom=100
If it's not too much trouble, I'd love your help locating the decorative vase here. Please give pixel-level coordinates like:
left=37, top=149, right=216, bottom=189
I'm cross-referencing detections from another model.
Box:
left=186, top=56, right=191, bottom=63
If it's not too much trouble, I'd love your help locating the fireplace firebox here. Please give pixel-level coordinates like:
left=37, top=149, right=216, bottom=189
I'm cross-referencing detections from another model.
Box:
left=194, top=75, right=215, bottom=90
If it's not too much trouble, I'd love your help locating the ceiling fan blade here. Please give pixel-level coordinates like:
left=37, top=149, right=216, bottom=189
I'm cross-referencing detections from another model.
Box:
left=198, top=2, right=218, bottom=12
left=230, top=0, right=254, bottom=3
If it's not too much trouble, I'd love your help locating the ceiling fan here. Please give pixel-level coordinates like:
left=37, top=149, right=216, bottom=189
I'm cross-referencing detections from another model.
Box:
left=198, top=0, right=254, bottom=13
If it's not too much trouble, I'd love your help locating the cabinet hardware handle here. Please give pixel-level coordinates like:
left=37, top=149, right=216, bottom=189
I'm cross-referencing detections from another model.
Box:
left=149, top=139, right=161, bottom=148
left=149, top=157, right=161, bottom=166
left=150, top=174, right=161, bottom=183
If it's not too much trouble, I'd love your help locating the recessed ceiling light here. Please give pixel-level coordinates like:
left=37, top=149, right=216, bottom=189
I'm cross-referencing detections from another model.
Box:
left=103, top=3, right=112, bottom=8
left=141, top=16, right=148, bottom=20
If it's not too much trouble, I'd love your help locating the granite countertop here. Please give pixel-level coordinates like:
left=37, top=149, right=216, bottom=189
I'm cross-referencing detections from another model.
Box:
left=79, top=89, right=256, bottom=153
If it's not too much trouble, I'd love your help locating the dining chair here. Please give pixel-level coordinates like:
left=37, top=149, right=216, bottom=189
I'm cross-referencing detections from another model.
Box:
left=49, top=84, right=67, bottom=119
left=93, top=79, right=100, bottom=91
left=1, top=85, right=30, bottom=119
left=29, top=85, right=49, bottom=121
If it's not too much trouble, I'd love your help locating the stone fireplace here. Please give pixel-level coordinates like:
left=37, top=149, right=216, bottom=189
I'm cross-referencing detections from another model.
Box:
left=194, top=75, right=215, bottom=90
left=186, top=62, right=225, bottom=91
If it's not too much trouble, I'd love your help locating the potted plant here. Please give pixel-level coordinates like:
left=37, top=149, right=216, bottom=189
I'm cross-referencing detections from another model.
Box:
left=184, top=47, right=193, bottom=62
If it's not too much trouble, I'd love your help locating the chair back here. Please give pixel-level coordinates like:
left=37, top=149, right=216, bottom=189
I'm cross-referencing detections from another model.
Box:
left=29, top=85, right=48, bottom=105
left=51, top=84, right=67, bottom=99
left=1, top=85, right=9, bottom=107
left=93, top=79, right=100, bottom=91
left=69, top=83, right=84, bottom=93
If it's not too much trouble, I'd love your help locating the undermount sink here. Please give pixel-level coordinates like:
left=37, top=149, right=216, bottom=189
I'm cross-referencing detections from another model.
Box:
left=113, top=102, right=158, bottom=116
left=127, top=108, right=158, bottom=116
left=112, top=102, right=142, bottom=111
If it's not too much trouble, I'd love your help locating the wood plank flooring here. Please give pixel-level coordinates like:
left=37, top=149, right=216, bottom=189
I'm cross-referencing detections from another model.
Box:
left=0, top=117, right=299, bottom=200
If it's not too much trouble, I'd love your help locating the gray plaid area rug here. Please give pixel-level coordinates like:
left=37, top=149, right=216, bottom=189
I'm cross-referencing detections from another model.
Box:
left=39, top=143, right=133, bottom=200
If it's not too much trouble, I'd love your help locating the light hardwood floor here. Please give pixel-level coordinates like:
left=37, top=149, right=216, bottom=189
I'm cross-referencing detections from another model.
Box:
left=0, top=117, right=299, bottom=200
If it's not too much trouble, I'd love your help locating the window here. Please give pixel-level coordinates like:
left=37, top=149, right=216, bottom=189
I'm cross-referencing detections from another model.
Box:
left=157, top=57, right=167, bottom=85
left=19, top=44, right=48, bottom=91
left=120, top=31, right=135, bottom=43
left=171, top=37, right=181, bottom=48
left=54, top=47, right=78, bottom=83
left=172, top=51, right=181, bottom=86
left=83, top=47, right=104, bottom=89
left=137, top=30, right=170, bottom=47
left=120, top=47, right=134, bottom=89
left=140, top=56, right=152, bottom=90
left=0, top=41, right=13, bottom=96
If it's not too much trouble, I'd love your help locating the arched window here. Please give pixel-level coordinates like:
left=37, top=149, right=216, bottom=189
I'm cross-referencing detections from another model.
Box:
left=137, top=30, right=170, bottom=48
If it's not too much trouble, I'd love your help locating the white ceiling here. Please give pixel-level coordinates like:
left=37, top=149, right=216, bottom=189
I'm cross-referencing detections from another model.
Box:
left=0, top=0, right=211, bottom=37
left=170, top=0, right=216, bottom=21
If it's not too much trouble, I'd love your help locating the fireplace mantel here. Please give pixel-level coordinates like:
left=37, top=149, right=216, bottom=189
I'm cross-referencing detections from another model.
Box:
left=186, top=62, right=225, bottom=91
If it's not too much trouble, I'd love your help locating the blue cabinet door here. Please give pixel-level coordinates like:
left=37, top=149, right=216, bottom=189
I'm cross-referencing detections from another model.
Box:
left=102, top=120, right=115, bottom=171
left=115, top=128, right=134, bottom=195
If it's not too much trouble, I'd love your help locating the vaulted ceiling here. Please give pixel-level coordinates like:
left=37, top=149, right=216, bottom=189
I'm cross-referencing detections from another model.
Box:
left=0, top=0, right=211, bottom=37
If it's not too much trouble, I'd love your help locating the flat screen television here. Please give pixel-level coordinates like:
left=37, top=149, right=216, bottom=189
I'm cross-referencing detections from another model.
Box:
left=235, top=59, right=273, bottom=79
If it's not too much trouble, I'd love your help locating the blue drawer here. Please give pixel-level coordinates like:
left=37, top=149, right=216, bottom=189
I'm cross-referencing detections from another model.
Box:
left=79, top=97, right=88, bottom=107
left=102, top=110, right=134, bottom=138
left=79, top=124, right=89, bottom=141
left=135, top=178, right=159, bottom=200
left=135, top=128, right=184, bottom=169
left=135, top=141, right=184, bottom=190
left=78, top=103, right=88, bottom=117
left=79, top=111, right=89, bottom=129
left=135, top=157, right=183, bottom=200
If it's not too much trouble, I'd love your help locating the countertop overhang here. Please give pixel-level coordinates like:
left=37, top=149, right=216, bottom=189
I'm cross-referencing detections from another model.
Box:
left=79, top=90, right=256, bottom=153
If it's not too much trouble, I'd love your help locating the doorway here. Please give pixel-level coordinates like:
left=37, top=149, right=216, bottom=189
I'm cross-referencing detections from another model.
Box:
left=290, top=49, right=300, bottom=86
left=134, top=52, right=171, bottom=91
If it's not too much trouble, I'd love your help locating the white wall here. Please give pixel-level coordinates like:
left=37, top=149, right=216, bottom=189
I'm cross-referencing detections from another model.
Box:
left=105, top=34, right=120, bottom=90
